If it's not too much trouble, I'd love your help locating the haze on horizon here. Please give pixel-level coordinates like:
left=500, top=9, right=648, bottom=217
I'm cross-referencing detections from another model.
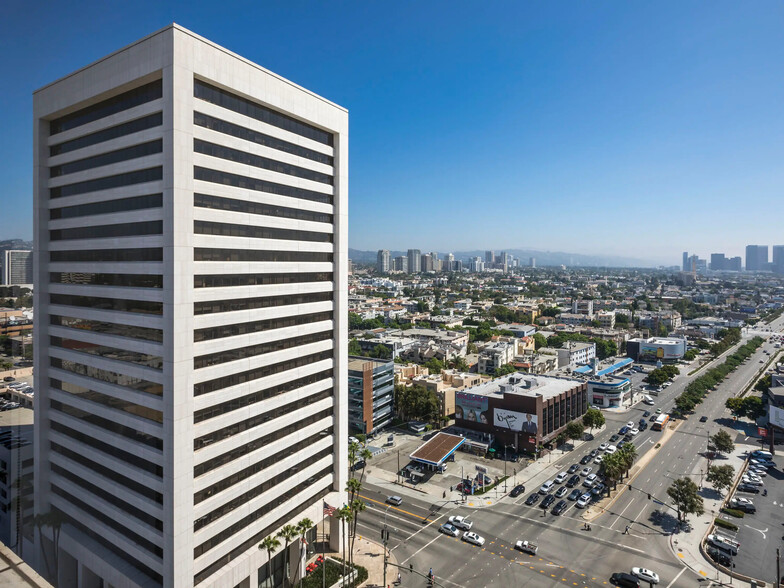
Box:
left=2, top=1, right=783, bottom=265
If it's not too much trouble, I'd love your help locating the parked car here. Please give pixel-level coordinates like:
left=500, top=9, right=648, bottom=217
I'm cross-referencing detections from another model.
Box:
left=583, top=474, right=598, bottom=488
left=617, top=441, right=627, bottom=449
left=552, top=500, right=568, bottom=515
left=580, top=455, right=592, bottom=465
left=707, top=534, right=739, bottom=555
left=594, top=455, right=603, bottom=465
left=599, top=442, right=609, bottom=452
left=642, top=410, right=651, bottom=417
left=568, top=488, right=582, bottom=501
left=590, top=449, right=599, bottom=458
left=605, top=445, right=617, bottom=454
left=737, top=483, right=760, bottom=494
left=576, top=493, right=591, bottom=508
left=639, top=422, right=648, bottom=431
left=539, top=480, right=555, bottom=494
left=619, top=426, right=629, bottom=435
left=554, top=472, right=568, bottom=484
left=555, top=486, right=569, bottom=498
left=462, top=532, right=485, bottom=546
left=541, top=494, right=556, bottom=509
left=610, top=434, right=620, bottom=443
left=568, top=463, right=580, bottom=474
left=439, top=523, right=460, bottom=537
left=525, top=493, right=541, bottom=506
left=3, top=377, right=14, bottom=382
left=630, top=428, right=640, bottom=436
left=592, top=483, right=606, bottom=496
left=729, top=497, right=756, bottom=513
left=699, top=416, right=708, bottom=423
left=566, top=474, right=581, bottom=488
left=581, top=467, right=593, bottom=477
left=706, top=546, right=732, bottom=566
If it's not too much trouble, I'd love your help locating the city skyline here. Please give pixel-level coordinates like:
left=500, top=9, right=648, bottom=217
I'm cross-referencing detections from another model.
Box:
left=3, top=2, right=784, bottom=263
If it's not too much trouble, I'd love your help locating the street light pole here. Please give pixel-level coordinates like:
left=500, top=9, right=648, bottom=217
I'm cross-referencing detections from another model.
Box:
left=504, top=446, right=507, bottom=492
left=382, top=506, right=390, bottom=588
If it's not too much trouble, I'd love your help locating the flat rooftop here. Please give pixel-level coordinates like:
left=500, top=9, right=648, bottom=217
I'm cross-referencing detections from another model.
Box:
left=410, top=432, right=465, bottom=466
left=461, top=373, right=582, bottom=402
left=348, top=356, right=392, bottom=371
left=0, top=407, right=33, bottom=428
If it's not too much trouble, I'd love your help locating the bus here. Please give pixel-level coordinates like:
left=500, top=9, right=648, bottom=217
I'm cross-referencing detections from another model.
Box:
left=652, top=414, right=669, bottom=431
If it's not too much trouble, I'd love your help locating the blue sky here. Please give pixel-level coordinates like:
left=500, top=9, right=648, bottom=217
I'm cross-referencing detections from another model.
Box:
left=2, top=1, right=783, bottom=265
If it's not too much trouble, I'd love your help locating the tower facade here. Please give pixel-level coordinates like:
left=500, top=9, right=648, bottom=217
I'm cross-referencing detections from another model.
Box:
left=33, top=25, right=348, bottom=588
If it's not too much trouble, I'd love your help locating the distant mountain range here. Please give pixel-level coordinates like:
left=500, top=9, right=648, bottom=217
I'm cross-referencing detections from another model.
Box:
left=0, top=239, right=32, bottom=251
left=349, top=248, right=658, bottom=268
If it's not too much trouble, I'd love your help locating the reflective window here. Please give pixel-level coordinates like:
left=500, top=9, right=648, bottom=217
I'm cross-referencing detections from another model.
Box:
left=195, top=408, right=333, bottom=476
left=194, top=486, right=330, bottom=585
left=51, top=336, right=163, bottom=371
left=50, top=440, right=163, bottom=503
left=50, top=485, right=163, bottom=557
left=51, top=315, right=163, bottom=343
left=51, top=463, right=163, bottom=530
left=194, top=271, right=332, bottom=289
left=194, top=428, right=332, bottom=502
left=193, top=465, right=332, bottom=559
left=194, top=220, right=331, bottom=243
left=194, top=389, right=332, bottom=450
left=50, top=166, right=162, bottom=199
left=194, top=350, right=333, bottom=396
left=194, top=311, right=332, bottom=342
left=50, top=80, right=162, bottom=135
left=51, top=398, right=162, bottom=449
left=194, top=166, right=331, bottom=205
left=194, top=369, right=333, bottom=423
left=194, top=330, right=332, bottom=369
left=50, top=293, right=163, bottom=315
left=51, top=139, right=162, bottom=178
left=50, top=193, right=162, bottom=220
left=51, top=272, right=162, bottom=288
left=194, top=112, right=333, bottom=165
left=50, top=247, right=162, bottom=263
left=194, top=139, right=332, bottom=185
left=50, top=357, right=163, bottom=397
left=50, top=220, right=162, bottom=241
left=51, top=112, right=163, bottom=157
left=194, top=193, right=331, bottom=224
left=193, top=80, right=333, bottom=146
left=194, top=290, right=332, bottom=316
left=194, top=248, right=332, bottom=263
left=49, top=420, right=162, bottom=476
left=194, top=447, right=331, bottom=530
left=51, top=377, right=163, bottom=423
left=52, top=507, right=163, bottom=584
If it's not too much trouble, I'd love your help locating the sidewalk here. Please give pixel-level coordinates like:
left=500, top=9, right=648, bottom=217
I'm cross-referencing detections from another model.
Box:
left=312, top=529, right=396, bottom=588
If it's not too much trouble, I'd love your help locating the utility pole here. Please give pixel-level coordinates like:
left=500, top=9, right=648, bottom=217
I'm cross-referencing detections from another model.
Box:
left=382, top=506, right=390, bottom=588
left=504, top=446, right=508, bottom=492
left=777, top=547, right=780, bottom=588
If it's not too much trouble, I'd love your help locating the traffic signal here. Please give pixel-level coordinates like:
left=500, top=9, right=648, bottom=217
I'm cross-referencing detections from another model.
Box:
left=409, top=564, right=413, bottom=572
left=648, top=493, right=651, bottom=500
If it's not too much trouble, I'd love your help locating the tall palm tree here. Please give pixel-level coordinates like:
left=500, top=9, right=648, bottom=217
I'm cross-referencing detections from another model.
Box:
left=336, top=506, right=352, bottom=582
left=258, top=535, right=281, bottom=588
left=348, top=498, right=366, bottom=572
left=619, top=444, right=638, bottom=478
left=277, top=524, right=299, bottom=588
left=295, top=518, right=314, bottom=588
left=601, top=453, right=623, bottom=495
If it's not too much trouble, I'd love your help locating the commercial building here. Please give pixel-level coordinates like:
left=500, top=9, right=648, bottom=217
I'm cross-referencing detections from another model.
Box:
left=33, top=25, right=347, bottom=588
left=392, top=255, right=408, bottom=273
left=1, top=250, right=33, bottom=286
left=376, top=249, right=390, bottom=274
left=347, top=356, right=394, bottom=435
left=626, top=337, right=686, bottom=363
left=453, top=374, right=587, bottom=454
left=746, top=245, right=769, bottom=271
left=407, top=249, right=421, bottom=274
left=773, top=245, right=784, bottom=275
left=585, top=377, right=633, bottom=408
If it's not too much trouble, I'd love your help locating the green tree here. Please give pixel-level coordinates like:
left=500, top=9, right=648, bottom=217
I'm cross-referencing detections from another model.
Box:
left=684, top=349, right=698, bottom=361
left=371, top=344, right=391, bottom=359
left=618, top=443, right=637, bottom=478
left=601, top=451, right=624, bottom=493
left=706, top=465, right=735, bottom=496
left=424, top=357, right=444, bottom=374
left=348, top=339, right=362, bottom=355
left=741, top=396, right=766, bottom=420
left=416, top=300, right=430, bottom=313
left=582, top=407, right=605, bottom=432
left=725, top=397, right=744, bottom=416
left=259, top=535, right=281, bottom=587
left=447, top=356, right=469, bottom=372
left=674, top=394, right=696, bottom=413
left=565, top=421, right=585, bottom=445
left=710, top=430, right=735, bottom=455
left=494, top=363, right=516, bottom=377
left=532, top=333, right=547, bottom=350
left=666, top=477, right=705, bottom=523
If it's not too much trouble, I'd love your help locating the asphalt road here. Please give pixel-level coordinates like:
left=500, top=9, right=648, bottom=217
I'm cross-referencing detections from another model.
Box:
left=354, top=317, right=784, bottom=587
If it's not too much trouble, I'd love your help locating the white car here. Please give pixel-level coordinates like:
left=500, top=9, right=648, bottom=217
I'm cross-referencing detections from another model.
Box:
left=599, top=442, right=609, bottom=452
left=539, top=480, right=555, bottom=494
left=593, top=455, right=603, bottom=465
left=448, top=516, right=473, bottom=530
left=729, top=497, right=754, bottom=509
left=580, top=467, right=593, bottom=477
left=439, top=523, right=460, bottom=537
left=626, top=421, right=635, bottom=429
left=605, top=445, right=617, bottom=454
left=630, top=428, right=640, bottom=436
left=576, top=493, right=591, bottom=508
left=462, top=531, right=485, bottom=546
left=583, top=473, right=598, bottom=488
left=741, top=476, right=763, bottom=486
left=748, top=467, right=767, bottom=477
left=554, top=472, right=568, bottom=484
left=631, top=567, right=660, bottom=584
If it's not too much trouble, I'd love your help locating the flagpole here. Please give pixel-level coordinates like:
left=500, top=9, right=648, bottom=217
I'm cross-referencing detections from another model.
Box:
left=322, top=504, right=326, bottom=588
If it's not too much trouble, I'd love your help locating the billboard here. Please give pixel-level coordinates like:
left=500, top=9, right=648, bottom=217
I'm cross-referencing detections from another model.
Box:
left=494, top=408, right=538, bottom=435
left=638, top=339, right=686, bottom=361
left=455, top=392, right=489, bottom=424
left=769, top=405, right=784, bottom=430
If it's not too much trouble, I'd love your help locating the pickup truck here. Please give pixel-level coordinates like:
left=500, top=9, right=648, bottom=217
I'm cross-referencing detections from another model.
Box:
left=515, top=540, right=538, bottom=555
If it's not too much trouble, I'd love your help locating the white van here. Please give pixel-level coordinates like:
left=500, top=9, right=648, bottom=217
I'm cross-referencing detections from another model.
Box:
left=643, top=395, right=655, bottom=405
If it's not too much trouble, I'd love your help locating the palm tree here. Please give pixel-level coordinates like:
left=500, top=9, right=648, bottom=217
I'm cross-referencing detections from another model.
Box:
left=336, top=506, right=352, bottom=582
left=277, top=524, right=299, bottom=588
left=258, top=535, right=281, bottom=588
left=601, top=453, right=624, bottom=495
left=294, top=518, right=313, bottom=588
left=619, top=444, right=637, bottom=478
left=348, top=498, right=366, bottom=573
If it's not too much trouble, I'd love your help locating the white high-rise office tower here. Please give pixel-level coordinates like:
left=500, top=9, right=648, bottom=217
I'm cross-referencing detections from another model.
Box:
left=1, top=250, right=34, bottom=285
left=33, top=25, right=347, bottom=588
left=376, top=249, right=390, bottom=273
left=407, top=249, right=421, bottom=273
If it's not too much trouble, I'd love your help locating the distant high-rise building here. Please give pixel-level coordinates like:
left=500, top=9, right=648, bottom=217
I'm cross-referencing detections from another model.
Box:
left=773, top=245, right=784, bottom=274
left=728, top=257, right=742, bottom=272
left=746, top=245, right=769, bottom=271
left=393, top=256, right=408, bottom=272
left=682, top=252, right=689, bottom=272
left=470, top=257, right=485, bottom=272
left=485, top=251, right=494, bottom=266
left=407, top=249, right=421, bottom=273
left=710, top=253, right=727, bottom=271
left=377, top=249, right=390, bottom=273
left=34, top=25, right=347, bottom=588
left=444, top=253, right=455, bottom=271
left=1, top=250, right=33, bottom=285
left=420, top=253, right=433, bottom=273
left=529, top=257, right=536, bottom=268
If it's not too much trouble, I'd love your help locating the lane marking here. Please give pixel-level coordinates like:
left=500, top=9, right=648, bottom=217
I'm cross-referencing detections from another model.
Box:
left=665, top=566, right=687, bottom=588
